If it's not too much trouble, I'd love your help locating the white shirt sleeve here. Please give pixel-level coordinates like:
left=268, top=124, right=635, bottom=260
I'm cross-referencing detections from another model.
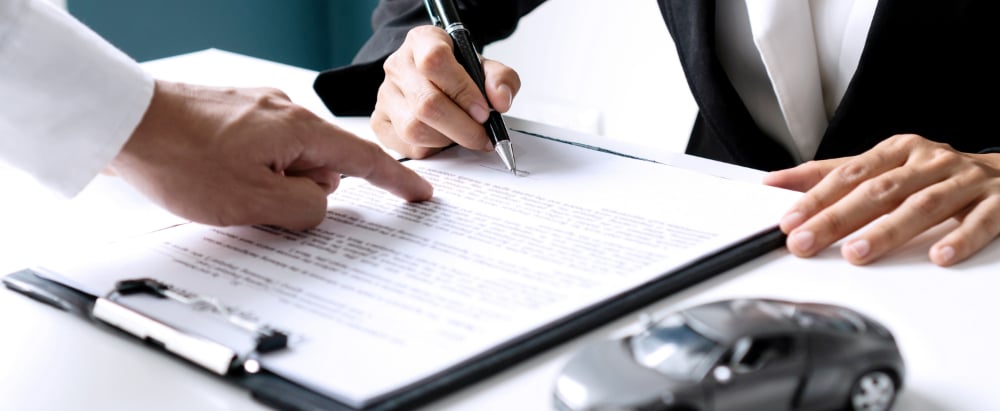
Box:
left=0, top=0, right=154, bottom=197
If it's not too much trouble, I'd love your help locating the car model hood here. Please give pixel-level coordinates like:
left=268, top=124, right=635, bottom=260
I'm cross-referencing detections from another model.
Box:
left=555, top=339, right=693, bottom=410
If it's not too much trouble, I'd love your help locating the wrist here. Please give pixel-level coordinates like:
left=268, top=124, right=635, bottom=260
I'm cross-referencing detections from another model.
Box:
left=110, top=79, right=184, bottom=173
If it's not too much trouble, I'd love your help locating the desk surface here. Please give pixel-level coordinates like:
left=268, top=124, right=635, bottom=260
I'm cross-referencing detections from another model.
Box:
left=2, top=49, right=998, bottom=411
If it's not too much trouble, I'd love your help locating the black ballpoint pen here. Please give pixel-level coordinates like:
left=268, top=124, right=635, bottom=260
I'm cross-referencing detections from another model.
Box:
left=424, top=0, right=518, bottom=174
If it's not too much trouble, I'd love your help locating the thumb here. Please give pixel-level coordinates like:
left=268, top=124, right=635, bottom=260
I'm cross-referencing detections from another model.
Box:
left=763, top=159, right=844, bottom=192
left=255, top=175, right=330, bottom=230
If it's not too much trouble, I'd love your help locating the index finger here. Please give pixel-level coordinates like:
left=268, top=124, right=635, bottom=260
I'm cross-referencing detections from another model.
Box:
left=299, top=121, right=433, bottom=202
left=779, top=148, right=904, bottom=233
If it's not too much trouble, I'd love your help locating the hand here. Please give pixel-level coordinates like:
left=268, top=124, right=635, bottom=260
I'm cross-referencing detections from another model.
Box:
left=763, top=134, right=1000, bottom=266
left=373, top=25, right=521, bottom=158
left=108, top=80, right=433, bottom=230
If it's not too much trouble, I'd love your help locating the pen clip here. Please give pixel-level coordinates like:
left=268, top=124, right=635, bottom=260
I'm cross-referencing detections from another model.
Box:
left=423, top=0, right=443, bottom=28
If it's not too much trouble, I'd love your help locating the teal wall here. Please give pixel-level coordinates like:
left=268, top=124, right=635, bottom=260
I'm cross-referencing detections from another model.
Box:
left=68, top=0, right=379, bottom=71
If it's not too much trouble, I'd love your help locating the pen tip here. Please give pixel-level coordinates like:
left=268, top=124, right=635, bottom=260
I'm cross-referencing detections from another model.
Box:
left=495, top=140, right=517, bottom=175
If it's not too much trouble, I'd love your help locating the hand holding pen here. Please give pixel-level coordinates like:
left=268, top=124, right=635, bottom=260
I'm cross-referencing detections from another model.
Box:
left=369, top=0, right=522, bottom=171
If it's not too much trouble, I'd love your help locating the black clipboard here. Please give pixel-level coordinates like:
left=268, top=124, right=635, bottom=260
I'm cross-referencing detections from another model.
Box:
left=2, top=226, right=784, bottom=411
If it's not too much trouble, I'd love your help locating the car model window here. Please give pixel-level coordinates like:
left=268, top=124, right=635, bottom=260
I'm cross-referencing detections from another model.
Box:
left=725, top=336, right=794, bottom=373
left=629, top=314, right=721, bottom=380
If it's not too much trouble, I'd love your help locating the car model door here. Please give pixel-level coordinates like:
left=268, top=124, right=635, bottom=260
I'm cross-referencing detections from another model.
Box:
left=708, top=335, right=807, bottom=411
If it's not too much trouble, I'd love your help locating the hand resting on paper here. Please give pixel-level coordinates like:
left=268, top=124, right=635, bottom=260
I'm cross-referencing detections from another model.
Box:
left=106, top=80, right=433, bottom=230
left=764, top=134, right=1000, bottom=267
left=372, top=25, right=521, bottom=159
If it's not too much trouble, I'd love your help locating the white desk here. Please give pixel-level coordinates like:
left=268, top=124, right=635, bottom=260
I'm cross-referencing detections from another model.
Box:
left=2, top=49, right=998, bottom=411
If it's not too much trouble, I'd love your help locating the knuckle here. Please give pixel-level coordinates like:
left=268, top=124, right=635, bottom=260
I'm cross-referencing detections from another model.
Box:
left=814, top=211, right=848, bottom=236
left=869, top=222, right=902, bottom=245
left=975, top=212, right=1000, bottom=239
left=383, top=53, right=402, bottom=75
left=836, top=161, right=868, bottom=185
left=372, top=117, right=398, bottom=148
left=861, top=177, right=899, bottom=202
left=973, top=196, right=1000, bottom=232
left=415, top=43, right=453, bottom=75
left=372, top=115, right=397, bottom=145
left=927, top=147, right=962, bottom=168
left=285, top=104, right=314, bottom=121
left=967, top=160, right=992, bottom=178
left=906, top=191, right=945, bottom=215
left=409, top=25, right=441, bottom=41
left=889, top=133, right=923, bottom=148
left=792, top=194, right=822, bottom=216
left=937, top=174, right=966, bottom=197
left=413, top=90, right=448, bottom=123
left=453, top=82, right=484, bottom=109
left=374, top=82, right=396, bottom=109
left=253, top=91, right=286, bottom=110
left=263, top=87, right=289, bottom=99
left=399, top=115, right=435, bottom=145
left=962, top=165, right=993, bottom=187
left=796, top=201, right=818, bottom=217
left=797, top=160, right=826, bottom=182
left=251, top=93, right=271, bottom=108
left=384, top=48, right=418, bottom=79
left=251, top=87, right=290, bottom=105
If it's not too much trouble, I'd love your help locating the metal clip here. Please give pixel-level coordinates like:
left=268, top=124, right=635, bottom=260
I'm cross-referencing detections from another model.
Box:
left=92, top=278, right=287, bottom=375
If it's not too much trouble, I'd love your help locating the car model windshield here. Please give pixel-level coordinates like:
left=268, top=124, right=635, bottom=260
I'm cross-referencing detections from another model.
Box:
left=629, top=314, right=721, bottom=380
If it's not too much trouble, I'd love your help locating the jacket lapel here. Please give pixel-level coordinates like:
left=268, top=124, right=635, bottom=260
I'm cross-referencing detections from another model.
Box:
left=815, top=0, right=977, bottom=159
left=814, top=0, right=895, bottom=158
left=658, top=0, right=796, bottom=170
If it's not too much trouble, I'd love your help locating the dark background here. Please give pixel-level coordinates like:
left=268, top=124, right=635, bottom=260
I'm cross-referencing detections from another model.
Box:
left=69, top=0, right=380, bottom=71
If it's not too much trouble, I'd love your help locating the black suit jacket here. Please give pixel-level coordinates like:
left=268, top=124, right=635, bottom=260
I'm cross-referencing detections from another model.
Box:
left=314, top=0, right=1000, bottom=171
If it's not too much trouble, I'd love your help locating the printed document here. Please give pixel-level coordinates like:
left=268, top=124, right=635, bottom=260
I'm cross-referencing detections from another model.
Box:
left=36, top=129, right=800, bottom=407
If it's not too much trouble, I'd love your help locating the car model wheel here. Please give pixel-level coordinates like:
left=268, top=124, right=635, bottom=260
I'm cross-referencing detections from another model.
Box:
left=848, top=370, right=896, bottom=411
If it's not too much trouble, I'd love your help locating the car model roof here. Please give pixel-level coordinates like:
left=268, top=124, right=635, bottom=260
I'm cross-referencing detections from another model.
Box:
left=680, top=299, right=801, bottom=343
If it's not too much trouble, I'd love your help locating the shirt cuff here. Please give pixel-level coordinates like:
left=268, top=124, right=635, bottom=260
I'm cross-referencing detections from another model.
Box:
left=0, top=0, right=154, bottom=197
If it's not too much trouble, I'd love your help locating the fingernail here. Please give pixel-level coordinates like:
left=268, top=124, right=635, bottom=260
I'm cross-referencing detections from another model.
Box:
left=933, top=245, right=956, bottom=264
left=469, top=104, right=489, bottom=123
left=788, top=230, right=815, bottom=253
left=780, top=211, right=805, bottom=231
left=499, top=84, right=513, bottom=110
left=845, top=239, right=871, bottom=259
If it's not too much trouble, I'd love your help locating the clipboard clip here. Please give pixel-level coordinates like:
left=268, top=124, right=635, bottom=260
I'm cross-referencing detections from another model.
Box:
left=91, top=278, right=287, bottom=376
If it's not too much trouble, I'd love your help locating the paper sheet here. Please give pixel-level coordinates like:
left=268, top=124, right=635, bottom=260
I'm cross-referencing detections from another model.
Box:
left=36, top=129, right=800, bottom=407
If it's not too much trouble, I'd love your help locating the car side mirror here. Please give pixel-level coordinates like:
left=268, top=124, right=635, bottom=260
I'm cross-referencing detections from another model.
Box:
left=712, top=365, right=733, bottom=384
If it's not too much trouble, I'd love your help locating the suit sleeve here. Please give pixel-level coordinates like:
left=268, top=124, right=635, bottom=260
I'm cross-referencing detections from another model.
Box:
left=0, top=0, right=154, bottom=197
left=314, top=0, right=546, bottom=116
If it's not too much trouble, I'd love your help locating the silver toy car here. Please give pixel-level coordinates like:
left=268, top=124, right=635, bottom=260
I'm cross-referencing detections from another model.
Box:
left=554, top=298, right=904, bottom=411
